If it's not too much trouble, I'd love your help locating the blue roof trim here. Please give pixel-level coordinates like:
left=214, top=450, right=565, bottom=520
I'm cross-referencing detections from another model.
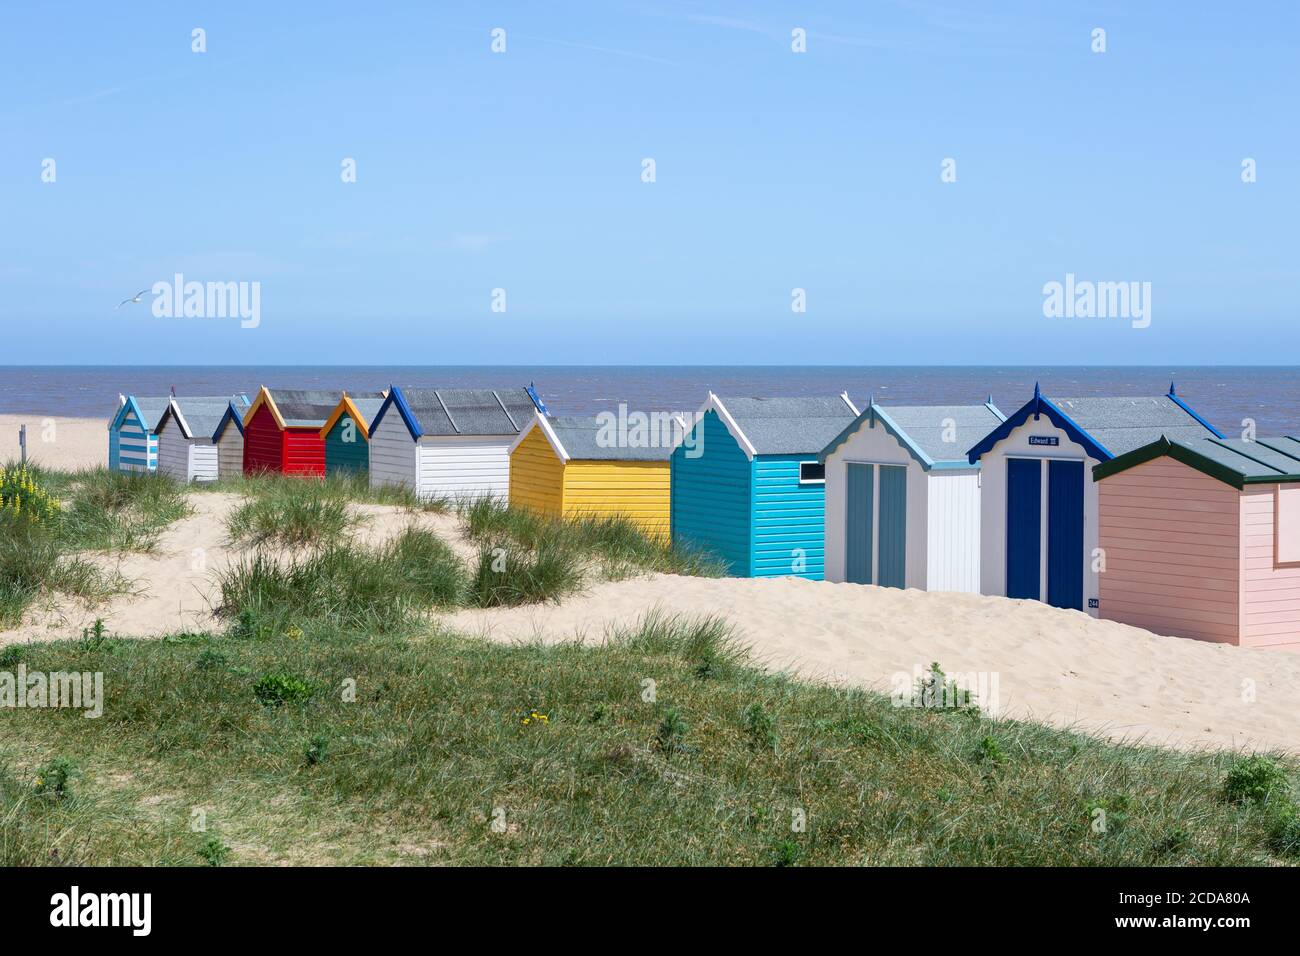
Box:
left=1167, top=382, right=1225, bottom=439
left=526, top=383, right=548, bottom=416
left=966, top=385, right=1112, bottom=464
left=869, top=404, right=936, bottom=470
left=213, top=403, right=246, bottom=440
left=821, top=401, right=997, bottom=470
left=110, top=395, right=152, bottom=434
left=370, top=385, right=423, bottom=440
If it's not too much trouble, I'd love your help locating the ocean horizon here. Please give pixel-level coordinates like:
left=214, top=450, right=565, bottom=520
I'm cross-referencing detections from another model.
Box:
left=0, top=365, right=1293, bottom=435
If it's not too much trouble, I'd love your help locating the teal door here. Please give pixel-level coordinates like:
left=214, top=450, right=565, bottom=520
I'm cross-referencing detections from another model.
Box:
left=877, top=465, right=907, bottom=589
left=845, top=463, right=873, bottom=584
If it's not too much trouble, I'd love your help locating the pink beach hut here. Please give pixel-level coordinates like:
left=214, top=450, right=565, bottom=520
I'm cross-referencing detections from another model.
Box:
left=1092, top=435, right=1300, bottom=652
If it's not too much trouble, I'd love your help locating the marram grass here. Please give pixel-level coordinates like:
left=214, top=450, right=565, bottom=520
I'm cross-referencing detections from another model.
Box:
left=1, top=614, right=1295, bottom=866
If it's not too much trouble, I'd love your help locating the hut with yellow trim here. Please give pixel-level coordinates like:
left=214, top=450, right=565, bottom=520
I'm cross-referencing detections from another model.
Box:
left=320, top=393, right=387, bottom=476
left=509, top=413, right=674, bottom=538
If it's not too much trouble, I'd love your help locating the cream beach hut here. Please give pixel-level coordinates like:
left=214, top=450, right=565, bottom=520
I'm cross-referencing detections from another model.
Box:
left=819, top=401, right=1006, bottom=591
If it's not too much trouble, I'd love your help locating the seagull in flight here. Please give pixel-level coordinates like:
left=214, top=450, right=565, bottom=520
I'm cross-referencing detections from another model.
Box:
left=116, top=288, right=150, bottom=309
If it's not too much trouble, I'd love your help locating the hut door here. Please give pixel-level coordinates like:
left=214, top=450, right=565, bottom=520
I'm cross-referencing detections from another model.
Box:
left=845, top=463, right=874, bottom=584
left=1046, top=460, right=1084, bottom=610
left=1006, top=458, right=1042, bottom=600
left=876, top=465, right=907, bottom=589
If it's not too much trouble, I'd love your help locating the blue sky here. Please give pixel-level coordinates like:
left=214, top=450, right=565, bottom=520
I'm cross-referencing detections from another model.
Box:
left=1, top=1, right=1296, bottom=364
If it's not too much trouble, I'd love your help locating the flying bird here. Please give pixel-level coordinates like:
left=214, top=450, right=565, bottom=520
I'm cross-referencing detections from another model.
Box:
left=116, top=289, right=150, bottom=309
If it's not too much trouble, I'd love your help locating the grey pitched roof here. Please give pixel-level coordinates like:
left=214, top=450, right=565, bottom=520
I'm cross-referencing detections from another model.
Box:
left=166, top=395, right=251, bottom=439
left=347, top=397, right=386, bottom=429
left=545, top=416, right=676, bottom=461
left=400, top=387, right=537, bottom=436
left=132, top=398, right=172, bottom=432
left=718, top=395, right=857, bottom=455
left=268, top=388, right=381, bottom=428
left=1051, top=395, right=1217, bottom=457
left=878, top=404, right=1005, bottom=464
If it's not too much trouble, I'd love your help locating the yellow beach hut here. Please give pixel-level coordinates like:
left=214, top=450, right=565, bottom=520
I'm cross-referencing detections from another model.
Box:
left=509, top=413, right=676, bottom=538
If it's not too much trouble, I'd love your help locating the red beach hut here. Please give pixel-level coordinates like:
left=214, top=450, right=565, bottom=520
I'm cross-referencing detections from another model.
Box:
left=242, top=387, right=348, bottom=477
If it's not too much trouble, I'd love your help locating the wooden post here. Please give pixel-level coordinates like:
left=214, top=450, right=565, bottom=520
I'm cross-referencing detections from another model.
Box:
left=18, top=424, right=27, bottom=465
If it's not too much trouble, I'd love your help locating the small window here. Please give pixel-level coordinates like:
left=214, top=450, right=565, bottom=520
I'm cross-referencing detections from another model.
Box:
left=1277, top=485, right=1300, bottom=564
left=799, top=461, right=825, bottom=484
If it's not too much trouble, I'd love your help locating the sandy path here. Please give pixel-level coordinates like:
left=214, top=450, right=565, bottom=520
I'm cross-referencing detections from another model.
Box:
left=0, top=415, right=108, bottom=470
left=441, top=575, right=1300, bottom=755
left=0, top=494, right=476, bottom=643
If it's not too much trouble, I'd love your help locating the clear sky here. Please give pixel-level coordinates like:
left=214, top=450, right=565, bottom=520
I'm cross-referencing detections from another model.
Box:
left=2, top=1, right=1296, bottom=364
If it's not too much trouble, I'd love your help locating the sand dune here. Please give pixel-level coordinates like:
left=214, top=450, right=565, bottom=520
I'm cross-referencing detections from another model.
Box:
left=0, top=449, right=1297, bottom=755
left=441, top=577, right=1300, bottom=755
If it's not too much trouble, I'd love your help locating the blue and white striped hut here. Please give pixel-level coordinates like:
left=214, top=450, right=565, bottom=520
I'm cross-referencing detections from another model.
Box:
left=108, top=395, right=171, bottom=472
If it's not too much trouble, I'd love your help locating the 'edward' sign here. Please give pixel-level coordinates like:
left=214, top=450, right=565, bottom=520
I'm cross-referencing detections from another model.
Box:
left=1028, top=435, right=1059, bottom=447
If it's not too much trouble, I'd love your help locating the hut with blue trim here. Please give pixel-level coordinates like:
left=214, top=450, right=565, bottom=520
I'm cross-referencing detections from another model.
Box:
left=368, top=385, right=544, bottom=502
left=319, top=393, right=388, bottom=476
left=155, top=395, right=251, bottom=483
left=108, top=395, right=171, bottom=472
left=670, top=393, right=859, bottom=579
left=213, top=400, right=251, bottom=480
left=965, top=383, right=1221, bottom=615
left=819, top=400, right=1006, bottom=592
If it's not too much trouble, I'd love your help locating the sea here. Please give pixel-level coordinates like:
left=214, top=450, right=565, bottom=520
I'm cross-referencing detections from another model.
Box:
left=0, top=366, right=1294, bottom=435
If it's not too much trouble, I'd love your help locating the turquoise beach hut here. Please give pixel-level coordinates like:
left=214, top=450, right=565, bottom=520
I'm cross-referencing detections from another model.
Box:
left=108, top=395, right=170, bottom=472
left=671, top=393, right=859, bottom=579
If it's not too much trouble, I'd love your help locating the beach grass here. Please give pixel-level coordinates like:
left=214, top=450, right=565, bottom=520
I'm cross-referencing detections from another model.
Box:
left=224, top=481, right=354, bottom=549
left=215, top=527, right=465, bottom=634
left=56, top=468, right=190, bottom=553
left=0, top=465, right=180, bottom=625
left=465, top=541, right=584, bottom=607
left=196, top=471, right=449, bottom=513
left=459, top=498, right=724, bottom=579
left=1, top=612, right=1296, bottom=866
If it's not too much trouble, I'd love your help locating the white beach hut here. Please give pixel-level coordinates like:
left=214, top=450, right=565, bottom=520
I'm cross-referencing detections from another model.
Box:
left=155, top=395, right=251, bottom=483
left=367, top=385, right=545, bottom=502
left=819, top=401, right=1005, bottom=591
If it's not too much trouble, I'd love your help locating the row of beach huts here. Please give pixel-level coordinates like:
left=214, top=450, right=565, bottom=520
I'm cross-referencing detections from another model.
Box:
left=109, top=383, right=1300, bottom=652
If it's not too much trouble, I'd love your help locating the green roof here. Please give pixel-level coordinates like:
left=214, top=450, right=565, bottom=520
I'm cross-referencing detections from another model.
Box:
left=1092, top=436, right=1300, bottom=487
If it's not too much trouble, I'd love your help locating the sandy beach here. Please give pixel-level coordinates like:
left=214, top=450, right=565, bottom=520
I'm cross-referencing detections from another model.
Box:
left=0, top=414, right=108, bottom=471
left=1, top=481, right=1297, bottom=755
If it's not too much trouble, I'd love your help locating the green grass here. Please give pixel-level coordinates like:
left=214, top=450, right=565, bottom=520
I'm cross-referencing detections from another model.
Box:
left=216, top=527, right=466, bottom=634
left=0, top=465, right=179, bottom=626
left=225, top=482, right=354, bottom=549
left=459, top=498, right=724, bottom=579
left=54, top=468, right=190, bottom=553
left=197, top=471, right=449, bottom=513
left=465, top=541, right=583, bottom=607
left=0, top=613, right=1295, bottom=866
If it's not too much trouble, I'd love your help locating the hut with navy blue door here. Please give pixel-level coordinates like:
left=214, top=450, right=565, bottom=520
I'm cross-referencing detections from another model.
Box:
left=670, top=393, right=859, bottom=579
left=965, top=383, right=1222, bottom=615
left=108, top=395, right=171, bottom=472
left=820, top=400, right=1006, bottom=591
